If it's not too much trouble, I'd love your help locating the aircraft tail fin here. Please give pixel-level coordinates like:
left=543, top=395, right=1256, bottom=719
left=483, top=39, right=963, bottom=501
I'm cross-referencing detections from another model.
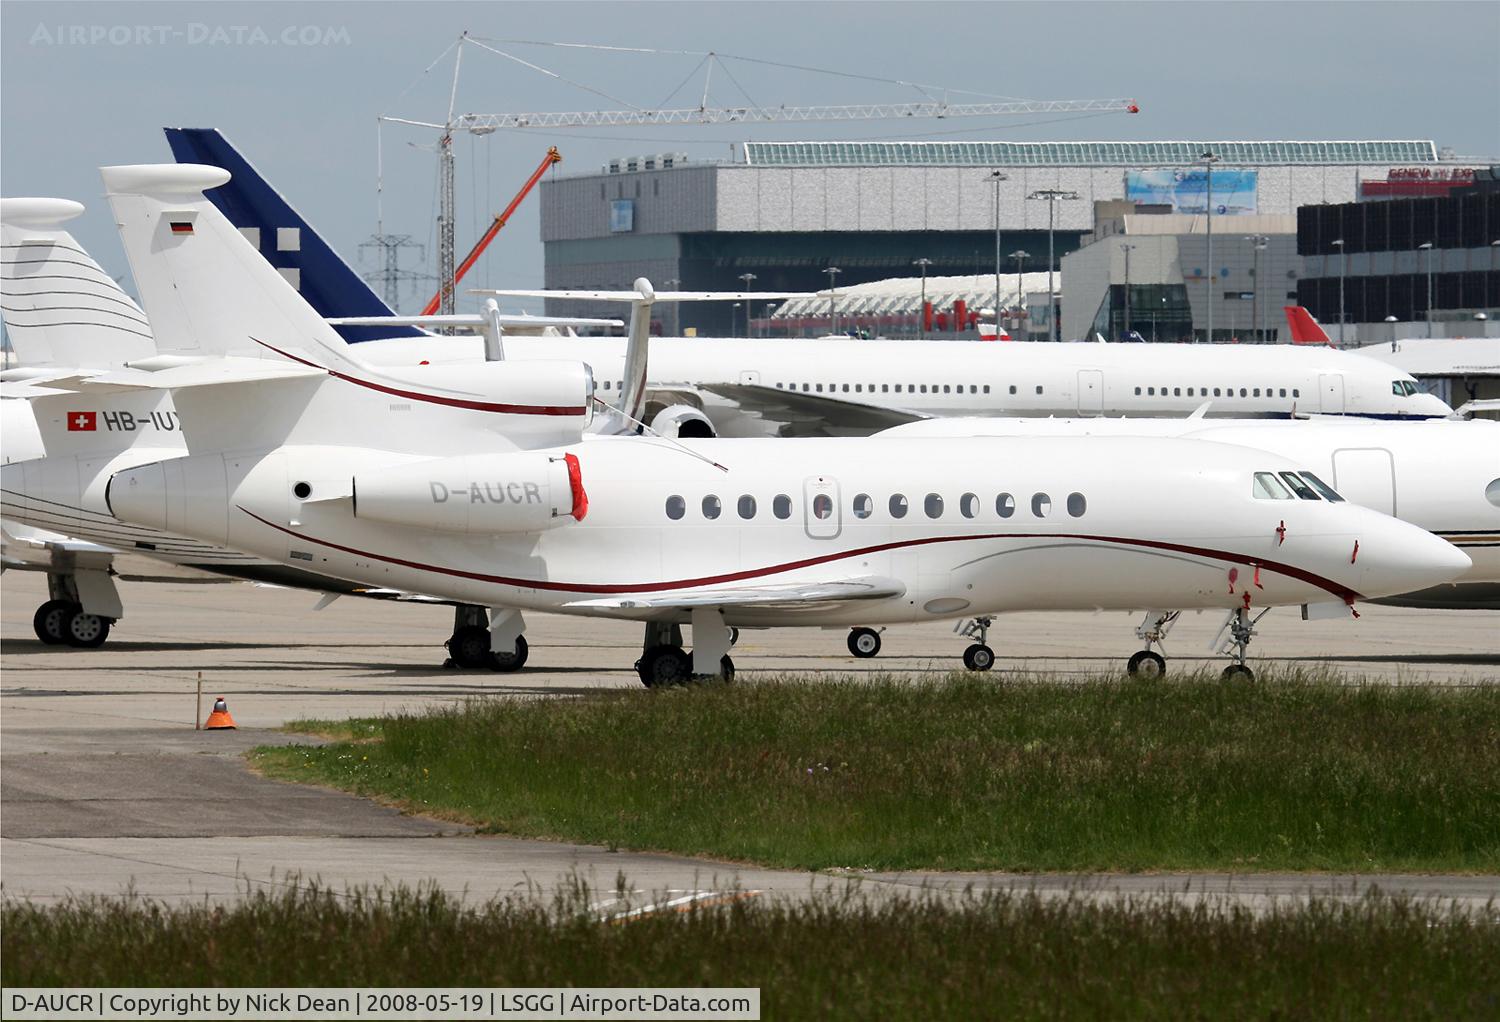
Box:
left=101, top=164, right=359, bottom=369
left=162, top=128, right=422, bottom=343
left=1283, top=306, right=1333, bottom=346
left=0, top=198, right=156, bottom=368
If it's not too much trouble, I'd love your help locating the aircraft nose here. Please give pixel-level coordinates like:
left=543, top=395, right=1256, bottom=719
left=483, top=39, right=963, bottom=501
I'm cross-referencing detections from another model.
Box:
left=1357, top=518, right=1472, bottom=598
left=1414, top=393, right=1454, bottom=417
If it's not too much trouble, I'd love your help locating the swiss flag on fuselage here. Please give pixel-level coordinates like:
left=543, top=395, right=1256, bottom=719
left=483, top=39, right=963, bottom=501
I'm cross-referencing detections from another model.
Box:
left=67, top=411, right=97, bottom=431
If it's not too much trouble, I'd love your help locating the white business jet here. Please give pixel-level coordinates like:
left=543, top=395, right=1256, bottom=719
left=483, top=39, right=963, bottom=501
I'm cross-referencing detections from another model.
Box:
left=74, top=164, right=1469, bottom=682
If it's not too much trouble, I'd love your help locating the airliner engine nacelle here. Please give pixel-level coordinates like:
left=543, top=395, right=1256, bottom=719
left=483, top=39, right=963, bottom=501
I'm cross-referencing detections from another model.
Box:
left=352, top=451, right=588, bottom=534
left=649, top=404, right=717, bottom=439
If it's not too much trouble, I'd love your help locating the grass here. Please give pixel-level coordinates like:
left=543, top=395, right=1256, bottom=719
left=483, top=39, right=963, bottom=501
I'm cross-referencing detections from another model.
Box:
left=4, top=882, right=1497, bottom=1019
left=253, top=671, right=1500, bottom=873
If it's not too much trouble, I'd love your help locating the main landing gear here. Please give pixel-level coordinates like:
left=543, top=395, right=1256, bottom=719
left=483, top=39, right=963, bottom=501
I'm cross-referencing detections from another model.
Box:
left=1126, top=609, right=1179, bottom=679
left=634, top=610, right=735, bottom=687
left=954, top=617, right=995, bottom=672
left=1217, top=605, right=1269, bottom=683
left=444, top=605, right=528, bottom=672
left=847, top=627, right=882, bottom=658
left=31, top=572, right=115, bottom=649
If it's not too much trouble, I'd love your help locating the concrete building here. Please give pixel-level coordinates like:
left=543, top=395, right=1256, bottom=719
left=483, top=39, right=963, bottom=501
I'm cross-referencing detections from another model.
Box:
left=1061, top=209, right=1300, bottom=343
left=540, top=140, right=1455, bottom=336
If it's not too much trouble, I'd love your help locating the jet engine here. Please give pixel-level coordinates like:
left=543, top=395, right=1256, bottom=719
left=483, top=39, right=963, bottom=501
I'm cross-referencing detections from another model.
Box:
left=352, top=451, right=588, bottom=534
left=649, top=404, right=716, bottom=438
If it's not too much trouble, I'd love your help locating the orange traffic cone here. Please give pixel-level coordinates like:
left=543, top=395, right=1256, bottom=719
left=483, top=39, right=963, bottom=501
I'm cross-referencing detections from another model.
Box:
left=203, top=697, right=238, bottom=730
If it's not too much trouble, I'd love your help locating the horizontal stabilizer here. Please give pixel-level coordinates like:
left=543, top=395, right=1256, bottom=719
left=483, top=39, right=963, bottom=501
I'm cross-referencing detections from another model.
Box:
left=564, top=575, right=905, bottom=610
left=477, top=288, right=813, bottom=303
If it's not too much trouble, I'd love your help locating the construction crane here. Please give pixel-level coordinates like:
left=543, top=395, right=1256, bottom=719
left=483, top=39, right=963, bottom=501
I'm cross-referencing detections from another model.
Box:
left=382, top=33, right=1140, bottom=320
left=421, top=145, right=561, bottom=316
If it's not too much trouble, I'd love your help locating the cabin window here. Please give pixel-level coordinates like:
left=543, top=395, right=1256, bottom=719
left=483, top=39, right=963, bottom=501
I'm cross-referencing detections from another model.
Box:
left=996, top=492, right=1016, bottom=518
left=1066, top=492, right=1086, bottom=517
left=1254, top=388, right=1262, bottom=398
left=920, top=385, right=928, bottom=394
left=1036, top=385, right=1044, bottom=395
left=1279, top=388, right=1287, bottom=397
left=1292, top=388, right=1300, bottom=398
left=969, top=385, right=978, bottom=394
left=1299, top=472, right=1345, bottom=502
left=813, top=494, right=834, bottom=520
left=1148, top=387, right=1156, bottom=396
left=855, top=384, right=863, bottom=393
left=889, top=494, right=909, bottom=519
left=895, top=384, right=903, bottom=393
left=1252, top=472, right=1295, bottom=500
left=842, top=384, right=850, bottom=393
left=773, top=494, right=793, bottom=519
left=1174, top=387, right=1182, bottom=397
left=1239, top=388, right=1248, bottom=397
left=882, top=384, right=890, bottom=393
left=1213, top=387, right=1221, bottom=397
left=816, top=384, right=824, bottom=392
left=738, top=494, right=757, bottom=519
left=1278, top=472, right=1321, bottom=500
left=802, top=384, right=810, bottom=392
left=702, top=495, right=722, bottom=519
left=982, top=385, right=991, bottom=394
left=960, top=492, right=979, bottom=518
left=942, top=385, right=951, bottom=394
left=1187, top=387, right=1196, bottom=397
left=1135, top=387, right=1142, bottom=395
left=924, top=493, right=944, bottom=519
left=1031, top=492, right=1052, bottom=517
left=1009, top=385, right=1017, bottom=395
left=665, top=495, right=686, bottom=520
left=852, top=493, right=874, bottom=519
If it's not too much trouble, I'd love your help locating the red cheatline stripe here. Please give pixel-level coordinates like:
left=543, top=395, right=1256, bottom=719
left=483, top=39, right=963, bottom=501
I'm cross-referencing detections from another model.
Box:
left=250, top=337, right=588, bottom=417
left=237, top=505, right=1363, bottom=601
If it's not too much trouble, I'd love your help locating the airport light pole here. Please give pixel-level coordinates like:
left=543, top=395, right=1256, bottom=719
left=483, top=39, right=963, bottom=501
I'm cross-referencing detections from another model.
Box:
left=1330, top=239, right=1346, bottom=346
left=1418, top=242, right=1434, bottom=338
left=738, top=272, right=757, bottom=337
left=824, top=266, right=842, bottom=335
left=1026, top=189, right=1079, bottom=342
left=1120, top=243, right=1136, bottom=341
left=1200, top=150, right=1219, bottom=343
left=1009, top=249, right=1028, bottom=337
left=913, top=257, right=932, bottom=335
left=1247, top=234, right=1269, bottom=343
left=990, top=171, right=1008, bottom=332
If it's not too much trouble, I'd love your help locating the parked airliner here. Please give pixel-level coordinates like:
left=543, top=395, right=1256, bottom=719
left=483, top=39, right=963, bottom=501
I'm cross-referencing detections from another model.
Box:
left=169, top=128, right=1451, bottom=431
left=66, top=164, right=1468, bottom=682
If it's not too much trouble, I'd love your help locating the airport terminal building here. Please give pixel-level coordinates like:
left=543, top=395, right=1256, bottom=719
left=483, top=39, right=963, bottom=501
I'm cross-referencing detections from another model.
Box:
left=539, top=139, right=1459, bottom=335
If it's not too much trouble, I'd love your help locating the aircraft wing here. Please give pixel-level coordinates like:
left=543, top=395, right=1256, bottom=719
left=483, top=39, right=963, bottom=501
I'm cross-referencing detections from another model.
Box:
left=563, top=575, right=905, bottom=610
left=696, top=382, right=927, bottom=437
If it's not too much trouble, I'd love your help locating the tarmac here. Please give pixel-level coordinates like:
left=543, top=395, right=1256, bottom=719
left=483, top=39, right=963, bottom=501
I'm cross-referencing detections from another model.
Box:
left=3, top=564, right=1498, bottom=911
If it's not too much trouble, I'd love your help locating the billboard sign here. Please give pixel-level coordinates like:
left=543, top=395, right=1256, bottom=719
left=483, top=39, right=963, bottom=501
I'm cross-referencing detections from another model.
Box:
left=1126, top=168, right=1258, bottom=214
left=609, top=199, right=635, bottom=233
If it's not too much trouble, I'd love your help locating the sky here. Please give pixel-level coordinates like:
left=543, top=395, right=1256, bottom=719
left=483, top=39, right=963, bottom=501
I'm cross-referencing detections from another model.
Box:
left=4, top=0, right=1498, bottom=312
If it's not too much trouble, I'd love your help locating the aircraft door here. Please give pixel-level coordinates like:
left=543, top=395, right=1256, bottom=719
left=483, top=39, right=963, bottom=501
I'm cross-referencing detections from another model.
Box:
left=1331, top=448, right=1396, bottom=516
left=1076, top=370, right=1103, bottom=415
left=803, top=475, right=842, bottom=540
left=1319, top=374, right=1346, bottom=414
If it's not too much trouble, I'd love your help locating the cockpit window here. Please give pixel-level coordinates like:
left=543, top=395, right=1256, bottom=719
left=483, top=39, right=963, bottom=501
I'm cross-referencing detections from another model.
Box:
left=1253, top=472, right=1295, bottom=499
left=1299, top=472, right=1346, bottom=502
left=1392, top=380, right=1419, bottom=397
left=1278, top=472, right=1322, bottom=500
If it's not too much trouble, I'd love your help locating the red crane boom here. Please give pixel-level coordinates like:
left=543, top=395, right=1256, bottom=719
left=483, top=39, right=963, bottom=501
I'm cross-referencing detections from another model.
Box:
left=422, top=146, right=561, bottom=316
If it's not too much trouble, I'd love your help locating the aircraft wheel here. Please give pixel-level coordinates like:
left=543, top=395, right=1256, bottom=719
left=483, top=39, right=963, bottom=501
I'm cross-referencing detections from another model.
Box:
left=1127, top=650, right=1167, bottom=679
left=728, top=627, right=740, bottom=647
left=447, top=625, right=493, bottom=669
left=489, top=635, right=529, bottom=673
left=962, top=643, right=995, bottom=672
left=33, top=600, right=76, bottom=645
left=64, top=609, right=111, bottom=649
left=847, top=627, right=882, bottom=658
left=638, top=645, right=691, bottom=688
left=1221, top=664, right=1255, bottom=683
left=709, top=655, right=735, bottom=683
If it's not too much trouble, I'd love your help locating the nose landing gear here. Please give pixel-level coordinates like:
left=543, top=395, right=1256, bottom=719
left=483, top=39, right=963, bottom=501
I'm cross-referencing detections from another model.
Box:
left=1216, top=606, right=1270, bottom=683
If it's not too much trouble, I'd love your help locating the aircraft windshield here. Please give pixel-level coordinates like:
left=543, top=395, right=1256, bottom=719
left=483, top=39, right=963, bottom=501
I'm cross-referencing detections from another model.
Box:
left=1278, top=472, right=1322, bottom=500
left=1391, top=380, right=1420, bottom=397
left=1299, top=471, right=1346, bottom=502
left=1253, top=472, right=1295, bottom=499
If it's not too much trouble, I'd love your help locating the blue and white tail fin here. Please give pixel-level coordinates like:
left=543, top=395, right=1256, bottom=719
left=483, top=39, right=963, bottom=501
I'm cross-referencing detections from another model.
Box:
left=162, top=127, right=422, bottom=343
left=0, top=198, right=155, bottom=368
